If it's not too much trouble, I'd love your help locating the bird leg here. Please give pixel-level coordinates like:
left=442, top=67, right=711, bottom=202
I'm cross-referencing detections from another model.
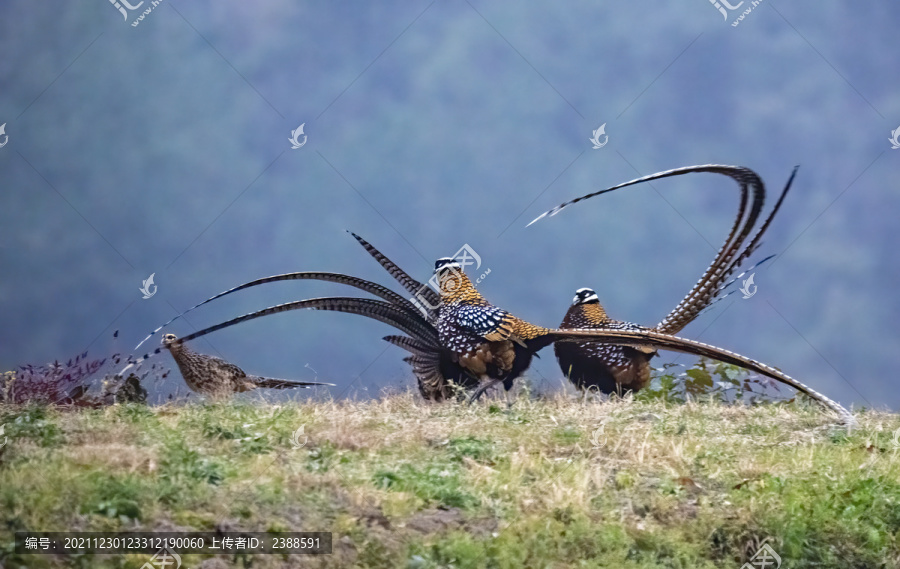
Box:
left=505, top=386, right=515, bottom=409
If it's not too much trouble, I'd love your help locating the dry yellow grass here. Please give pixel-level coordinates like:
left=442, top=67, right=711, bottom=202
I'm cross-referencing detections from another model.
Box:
left=1, top=393, right=898, bottom=568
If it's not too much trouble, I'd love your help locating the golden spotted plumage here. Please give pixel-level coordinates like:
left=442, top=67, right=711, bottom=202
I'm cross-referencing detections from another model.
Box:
left=556, top=290, right=656, bottom=394
left=433, top=260, right=556, bottom=401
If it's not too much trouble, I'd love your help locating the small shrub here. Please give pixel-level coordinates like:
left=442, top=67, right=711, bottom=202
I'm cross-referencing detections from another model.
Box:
left=3, top=352, right=105, bottom=405
left=2, top=352, right=150, bottom=407
left=636, top=357, right=790, bottom=405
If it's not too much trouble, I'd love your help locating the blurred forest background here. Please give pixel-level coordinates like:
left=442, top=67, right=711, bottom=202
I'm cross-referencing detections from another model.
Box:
left=0, top=2, right=897, bottom=409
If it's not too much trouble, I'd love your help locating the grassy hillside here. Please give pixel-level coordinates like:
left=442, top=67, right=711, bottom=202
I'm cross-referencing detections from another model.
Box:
left=1, top=394, right=898, bottom=568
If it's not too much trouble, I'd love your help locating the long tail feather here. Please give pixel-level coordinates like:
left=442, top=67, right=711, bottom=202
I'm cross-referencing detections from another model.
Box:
left=528, top=165, right=762, bottom=231
left=652, top=167, right=765, bottom=332
left=134, top=272, right=423, bottom=350
left=552, top=327, right=853, bottom=423
left=382, top=334, right=441, bottom=357
left=124, top=297, right=439, bottom=375
left=169, top=297, right=437, bottom=349
left=727, top=166, right=797, bottom=270
left=526, top=164, right=772, bottom=333
left=252, top=377, right=336, bottom=389
left=691, top=254, right=776, bottom=317
left=349, top=232, right=441, bottom=319
left=658, top=166, right=798, bottom=332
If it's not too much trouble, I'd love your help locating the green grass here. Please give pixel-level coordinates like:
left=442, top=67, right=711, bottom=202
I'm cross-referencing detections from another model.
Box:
left=1, top=394, right=898, bottom=568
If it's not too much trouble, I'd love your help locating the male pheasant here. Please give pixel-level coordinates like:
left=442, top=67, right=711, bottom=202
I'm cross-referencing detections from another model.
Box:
left=555, top=288, right=657, bottom=394
left=538, top=165, right=794, bottom=394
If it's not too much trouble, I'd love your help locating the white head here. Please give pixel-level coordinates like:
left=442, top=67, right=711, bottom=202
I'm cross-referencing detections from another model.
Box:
left=572, top=287, right=599, bottom=305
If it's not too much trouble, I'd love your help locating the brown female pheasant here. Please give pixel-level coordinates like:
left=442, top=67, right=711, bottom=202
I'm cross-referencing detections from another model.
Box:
left=161, top=333, right=333, bottom=397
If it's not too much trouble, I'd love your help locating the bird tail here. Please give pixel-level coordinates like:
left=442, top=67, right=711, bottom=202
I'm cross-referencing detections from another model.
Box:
left=657, top=166, right=797, bottom=334
left=653, top=166, right=766, bottom=333
left=348, top=232, right=441, bottom=319
left=526, top=164, right=795, bottom=334
left=383, top=334, right=441, bottom=357
left=252, top=377, right=335, bottom=389
left=403, top=352, right=477, bottom=401
left=528, top=164, right=762, bottom=228
left=552, top=327, right=853, bottom=424
left=165, top=297, right=440, bottom=351
left=134, top=271, right=422, bottom=351
left=383, top=335, right=479, bottom=400
left=405, top=354, right=455, bottom=401
left=687, top=254, right=775, bottom=317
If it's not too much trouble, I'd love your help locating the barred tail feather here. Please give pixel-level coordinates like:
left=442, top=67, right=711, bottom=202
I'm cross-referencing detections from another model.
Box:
left=166, top=297, right=439, bottom=350
left=134, top=272, right=422, bottom=351
left=553, top=328, right=854, bottom=424
left=524, top=164, right=777, bottom=334
left=349, top=232, right=441, bottom=319
left=658, top=166, right=797, bottom=333
left=691, top=254, right=776, bottom=317
left=650, top=167, right=764, bottom=333
left=252, top=377, right=335, bottom=389
left=382, top=334, right=441, bottom=357
left=528, top=165, right=763, bottom=233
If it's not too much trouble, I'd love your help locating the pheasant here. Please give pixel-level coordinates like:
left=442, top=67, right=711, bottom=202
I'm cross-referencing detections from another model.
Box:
left=535, top=165, right=794, bottom=394
left=555, top=288, right=657, bottom=394
left=430, top=257, right=557, bottom=403
left=160, top=333, right=334, bottom=397
left=346, top=232, right=479, bottom=399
